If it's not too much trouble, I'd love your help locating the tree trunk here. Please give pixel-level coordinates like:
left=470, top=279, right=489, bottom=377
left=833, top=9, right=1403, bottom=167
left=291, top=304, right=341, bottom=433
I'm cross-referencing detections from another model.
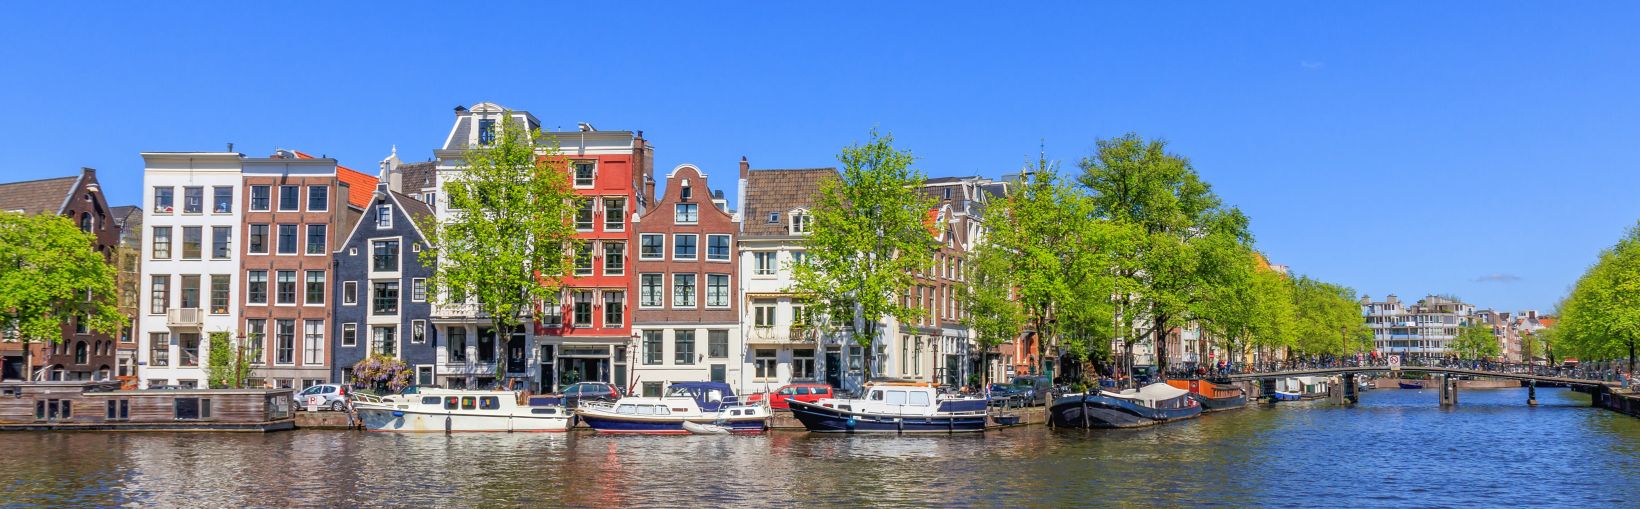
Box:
left=861, top=321, right=876, bottom=386
left=1154, top=315, right=1168, bottom=380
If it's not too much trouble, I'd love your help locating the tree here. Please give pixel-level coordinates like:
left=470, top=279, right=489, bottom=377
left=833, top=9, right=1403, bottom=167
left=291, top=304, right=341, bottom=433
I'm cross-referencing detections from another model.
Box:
left=0, top=212, right=123, bottom=380
left=421, top=112, right=582, bottom=380
left=792, top=129, right=934, bottom=384
left=978, top=154, right=1129, bottom=383
left=1197, top=250, right=1296, bottom=367
left=205, top=330, right=254, bottom=388
left=351, top=354, right=413, bottom=393
left=1290, top=276, right=1370, bottom=357
left=1078, top=133, right=1249, bottom=378
left=1556, top=223, right=1640, bottom=375
left=1450, top=323, right=1501, bottom=360
left=958, top=237, right=1023, bottom=388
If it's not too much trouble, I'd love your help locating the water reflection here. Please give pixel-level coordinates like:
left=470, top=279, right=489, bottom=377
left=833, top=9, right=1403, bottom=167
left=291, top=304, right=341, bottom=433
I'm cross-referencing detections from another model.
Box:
left=2, top=388, right=1638, bottom=508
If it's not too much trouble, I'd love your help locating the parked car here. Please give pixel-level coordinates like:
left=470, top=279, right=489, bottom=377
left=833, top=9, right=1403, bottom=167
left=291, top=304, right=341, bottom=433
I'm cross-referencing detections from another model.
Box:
left=1009, top=375, right=1053, bottom=406
left=745, top=383, right=835, bottom=409
left=985, top=383, right=1024, bottom=407
left=292, top=384, right=350, bottom=411
left=555, top=382, right=624, bottom=409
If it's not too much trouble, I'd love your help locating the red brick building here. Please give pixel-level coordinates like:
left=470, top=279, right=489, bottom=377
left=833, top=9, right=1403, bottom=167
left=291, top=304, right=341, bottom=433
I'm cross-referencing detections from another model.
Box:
left=239, top=150, right=374, bottom=388
left=0, top=168, right=123, bottom=381
left=629, top=164, right=740, bottom=396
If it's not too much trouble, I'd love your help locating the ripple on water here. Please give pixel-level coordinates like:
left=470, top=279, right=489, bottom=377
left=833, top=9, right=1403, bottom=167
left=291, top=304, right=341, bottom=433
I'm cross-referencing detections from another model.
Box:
left=1, top=388, right=1637, bottom=508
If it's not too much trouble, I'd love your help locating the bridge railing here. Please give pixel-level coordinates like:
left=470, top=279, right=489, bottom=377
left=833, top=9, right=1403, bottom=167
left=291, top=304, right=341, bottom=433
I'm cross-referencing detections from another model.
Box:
left=1178, top=357, right=1628, bottom=385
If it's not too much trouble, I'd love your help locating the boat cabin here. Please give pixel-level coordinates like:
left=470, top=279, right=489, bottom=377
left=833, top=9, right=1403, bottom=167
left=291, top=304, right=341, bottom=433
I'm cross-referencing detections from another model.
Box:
left=663, top=381, right=739, bottom=412
left=0, top=381, right=295, bottom=431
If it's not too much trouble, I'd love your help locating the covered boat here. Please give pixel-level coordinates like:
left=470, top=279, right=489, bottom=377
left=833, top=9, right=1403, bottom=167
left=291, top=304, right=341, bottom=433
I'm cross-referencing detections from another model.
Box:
left=1049, top=383, right=1201, bottom=428
left=1165, top=379, right=1247, bottom=412
left=353, top=388, right=570, bottom=432
left=575, top=381, right=770, bottom=434
left=1272, top=376, right=1329, bottom=401
left=787, top=383, right=988, bottom=433
left=1398, top=381, right=1423, bottom=389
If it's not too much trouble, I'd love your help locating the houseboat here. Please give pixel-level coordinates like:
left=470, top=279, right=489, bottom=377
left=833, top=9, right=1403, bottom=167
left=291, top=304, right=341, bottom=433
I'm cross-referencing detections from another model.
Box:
left=0, top=381, right=295, bottom=431
left=1165, top=379, right=1247, bottom=412
left=352, top=388, right=570, bottom=432
left=1049, top=382, right=1201, bottom=428
left=1272, top=376, right=1330, bottom=401
left=575, top=382, right=770, bottom=434
left=786, top=382, right=989, bottom=433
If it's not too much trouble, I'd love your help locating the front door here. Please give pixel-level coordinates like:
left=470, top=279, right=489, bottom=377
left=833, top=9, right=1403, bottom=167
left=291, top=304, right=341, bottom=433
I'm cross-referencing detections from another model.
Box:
left=825, top=350, right=842, bottom=388
left=506, top=328, right=527, bottom=375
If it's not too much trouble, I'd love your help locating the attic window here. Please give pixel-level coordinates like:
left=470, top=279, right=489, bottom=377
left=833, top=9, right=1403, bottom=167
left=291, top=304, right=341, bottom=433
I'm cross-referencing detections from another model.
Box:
left=943, top=188, right=952, bottom=200
left=478, top=119, right=496, bottom=146
left=767, top=212, right=779, bottom=224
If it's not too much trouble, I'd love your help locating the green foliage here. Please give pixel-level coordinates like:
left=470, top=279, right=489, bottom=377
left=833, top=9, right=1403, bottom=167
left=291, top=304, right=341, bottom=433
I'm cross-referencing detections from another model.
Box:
left=421, top=112, right=582, bottom=334
left=1197, top=250, right=1297, bottom=361
left=792, top=129, right=934, bottom=381
left=204, top=331, right=252, bottom=388
left=958, top=240, right=1022, bottom=386
left=1450, top=323, right=1501, bottom=360
left=0, top=212, right=124, bottom=376
left=1289, top=276, right=1371, bottom=356
left=1556, top=223, right=1640, bottom=373
left=1077, top=134, right=1249, bottom=374
left=980, top=155, right=1128, bottom=381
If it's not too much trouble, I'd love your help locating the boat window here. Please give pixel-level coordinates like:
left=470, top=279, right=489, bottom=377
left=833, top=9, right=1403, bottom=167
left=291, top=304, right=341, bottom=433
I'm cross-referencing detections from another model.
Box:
left=907, top=391, right=931, bottom=406
left=421, top=396, right=441, bottom=405
left=635, top=405, right=654, bottom=415
left=884, top=390, right=907, bottom=405
left=705, top=389, right=723, bottom=403
left=461, top=397, right=476, bottom=410
left=666, top=386, right=695, bottom=398
left=479, top=397, right=500, bottom=410
left=531, top=408, right=558, bottom=415
left=616, top=404, right=636, bottom=415
left=869, top=390, right=884, bottom=401
left=445, top=397, right=459, bottom=410
left=656, top=406, right=671, bottom=415
left=730, top=410, right=741, bottom=416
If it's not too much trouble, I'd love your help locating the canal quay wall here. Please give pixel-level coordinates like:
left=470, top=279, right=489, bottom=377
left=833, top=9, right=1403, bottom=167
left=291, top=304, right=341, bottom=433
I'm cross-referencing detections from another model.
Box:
left=1373, top=377, right=1521, bottom=390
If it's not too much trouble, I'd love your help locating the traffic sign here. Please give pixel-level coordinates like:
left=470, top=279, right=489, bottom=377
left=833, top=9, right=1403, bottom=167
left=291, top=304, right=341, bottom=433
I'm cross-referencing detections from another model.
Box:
left=1388, top=355, right=1401, bottom=371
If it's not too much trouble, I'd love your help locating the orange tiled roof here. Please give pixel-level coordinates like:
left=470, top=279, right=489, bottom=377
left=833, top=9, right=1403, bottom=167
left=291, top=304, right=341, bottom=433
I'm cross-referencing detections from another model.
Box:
left=293, top=150, right=379, bottom=209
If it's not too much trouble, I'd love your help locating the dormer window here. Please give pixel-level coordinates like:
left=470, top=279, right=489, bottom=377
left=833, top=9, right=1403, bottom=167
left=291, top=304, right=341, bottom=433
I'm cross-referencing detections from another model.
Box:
left=767, top=212, right=779, bottom=224
left=376, top=204, right=393, bottom=229
left=790, top=209, right=811, bottom=234
left=478, top=119, right=496, bottom=146
left=943, top=188, right=952, bottom=200
left=675, top=203, right=698, bottom=224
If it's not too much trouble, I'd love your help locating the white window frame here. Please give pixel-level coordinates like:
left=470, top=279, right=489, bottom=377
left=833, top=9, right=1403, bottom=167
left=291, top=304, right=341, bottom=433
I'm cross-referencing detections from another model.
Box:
left=706, top=234, right=731, bottom=262
left=572, top=160, right=597, bottom=188
left=754, top=252, right=777, bottom=276
left=705, top=274, right=730, bottom=309
left=341, top=323, right=358, bottom=347
left=411, top=320, right=426, bottom=344
left=672, top=273, right=697, bottom=308
left=342, top=281, right=358, bottom=306
left=639, top=273, right=664, bottom=309
left=376, top=204, right=393, bottom=229
left=674, top=203, right=699, bottom=224
left=639, top=234, right=665, bottom=261
left=411, top=278, right=427, bottom=302
left=673, top=234, right=698, bottom=261
left=307, top=185, right=329, bottom=212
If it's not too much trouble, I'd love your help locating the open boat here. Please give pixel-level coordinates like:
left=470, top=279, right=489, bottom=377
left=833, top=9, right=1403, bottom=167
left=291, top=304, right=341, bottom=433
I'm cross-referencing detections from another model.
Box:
left=353, top=388, right=571, bottom=432
left=787, top=382, right=989, bottom=433
left=1049, top=383, right=1201, bottom=428
left=575, top=382, right=770, bottom=434
left=1165, top=379, right=1247, bottom=412
left=1398, top=381, right=1423, bottom=389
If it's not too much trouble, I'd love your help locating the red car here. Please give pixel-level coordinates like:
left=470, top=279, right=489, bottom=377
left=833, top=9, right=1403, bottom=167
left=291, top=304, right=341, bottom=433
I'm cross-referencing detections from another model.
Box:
left=745, top=383, right=834, bottom=409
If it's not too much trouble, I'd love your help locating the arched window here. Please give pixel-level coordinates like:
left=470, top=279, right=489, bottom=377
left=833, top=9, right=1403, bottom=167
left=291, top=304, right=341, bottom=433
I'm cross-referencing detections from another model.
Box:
left=79, top=212, right=92, bottom=232
left=75, top=341, right=89, bottom=364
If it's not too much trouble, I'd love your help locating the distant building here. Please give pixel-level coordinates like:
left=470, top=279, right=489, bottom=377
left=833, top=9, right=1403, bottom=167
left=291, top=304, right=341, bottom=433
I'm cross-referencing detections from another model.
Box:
left=0, top=168, right=123, bottom=382
left=331, top=169, right=437, bottom=387
left=1361, top=294, right=1475, bottom=359
left=109, top=204, right=144, bottom=381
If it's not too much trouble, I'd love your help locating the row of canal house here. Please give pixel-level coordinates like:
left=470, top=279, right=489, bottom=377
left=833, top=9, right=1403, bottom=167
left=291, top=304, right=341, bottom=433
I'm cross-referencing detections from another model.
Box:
left=128, top=101, right=1025, bottom=395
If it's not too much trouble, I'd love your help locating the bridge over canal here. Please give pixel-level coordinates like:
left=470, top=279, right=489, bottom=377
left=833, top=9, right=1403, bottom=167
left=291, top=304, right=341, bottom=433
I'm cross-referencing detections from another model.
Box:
left=1221, top=363, right=1623, bottom=407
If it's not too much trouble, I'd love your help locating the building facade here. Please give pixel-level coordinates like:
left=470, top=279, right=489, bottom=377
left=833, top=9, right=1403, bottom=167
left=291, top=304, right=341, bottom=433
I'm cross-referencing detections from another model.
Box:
left=428, top=102, right=654, bottom=392
left=332, top=174, right=438, bottom=388
left=110, top=205, right=144, bottom=382
left=737, top=163, right=857, bottom=394
left=238, top=151, right=373, bottom=388
left=630, top=164, right=741, bottom=396
left=1362, top=294, right=1475, bottom=359
left=137, top=153, right=243, bottom=388
left=0, top=168, right=124, bottom=381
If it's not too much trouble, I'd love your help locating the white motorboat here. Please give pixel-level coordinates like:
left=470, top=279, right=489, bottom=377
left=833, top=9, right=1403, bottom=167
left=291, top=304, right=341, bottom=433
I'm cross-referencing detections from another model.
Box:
left=575, top=382, right=771, bottom=434
left=353, top=388, right=571, bottom=432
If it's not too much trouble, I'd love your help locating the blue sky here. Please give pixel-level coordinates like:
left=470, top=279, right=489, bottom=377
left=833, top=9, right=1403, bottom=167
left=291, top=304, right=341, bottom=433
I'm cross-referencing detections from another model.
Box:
left=3, top=2, right=1637, bottom=312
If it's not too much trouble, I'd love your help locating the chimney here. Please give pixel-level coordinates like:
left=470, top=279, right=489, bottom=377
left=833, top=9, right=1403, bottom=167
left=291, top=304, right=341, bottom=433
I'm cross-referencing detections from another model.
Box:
left=739, top=156, right=749, bottom=180
left=454, top=105, right=467, bottom=114
left=227, top=142, right=234, bottom=153
left=712, top=189, right=728, bottom=212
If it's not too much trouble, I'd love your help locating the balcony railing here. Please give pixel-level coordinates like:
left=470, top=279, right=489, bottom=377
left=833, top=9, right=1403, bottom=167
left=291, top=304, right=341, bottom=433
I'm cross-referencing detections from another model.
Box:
left=166, top=308, right=203, bottom=328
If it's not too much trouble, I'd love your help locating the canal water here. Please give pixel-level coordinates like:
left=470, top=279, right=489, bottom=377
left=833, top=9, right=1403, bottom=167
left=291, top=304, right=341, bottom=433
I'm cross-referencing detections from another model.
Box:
left=3, top=387, right=1638, bottom=508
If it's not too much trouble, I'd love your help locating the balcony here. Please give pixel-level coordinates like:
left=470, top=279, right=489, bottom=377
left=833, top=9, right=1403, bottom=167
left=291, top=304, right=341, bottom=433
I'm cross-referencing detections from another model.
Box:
left=166, top=308, right=203, bottom=329
left=433, top=301, right=483, bottom=318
